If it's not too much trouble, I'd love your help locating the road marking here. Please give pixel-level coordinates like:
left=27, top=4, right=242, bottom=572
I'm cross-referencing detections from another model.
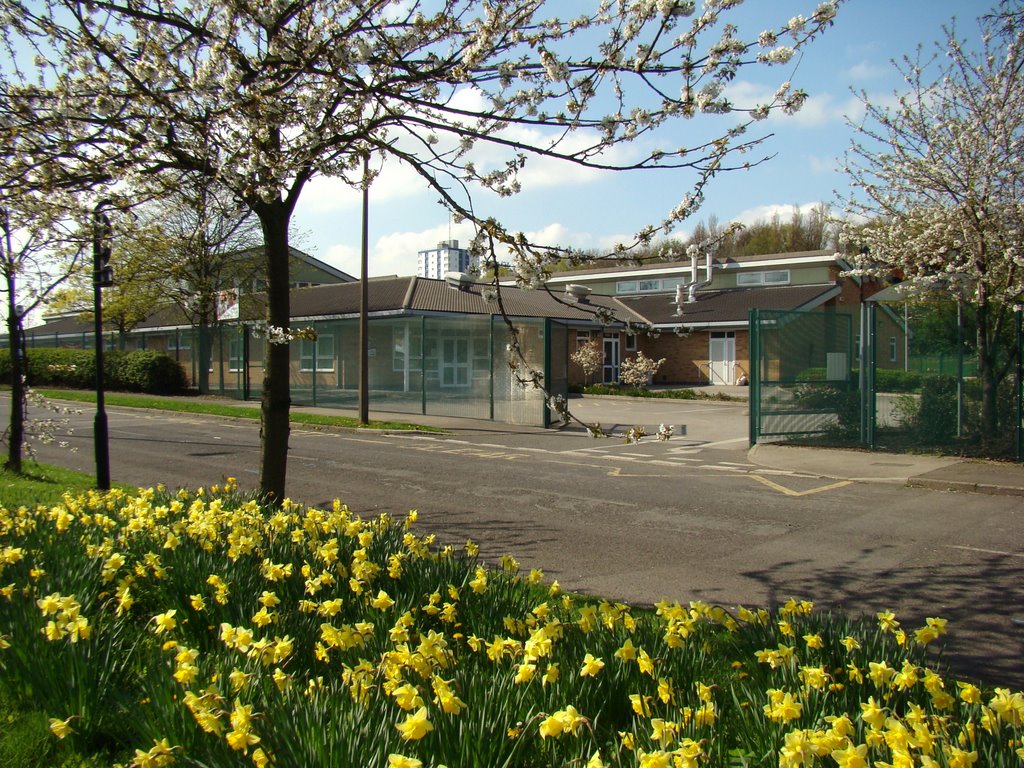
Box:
left=749, top=475, right=853, bottom=496
left=606, top=466, right=676, bottom=479
left=946, top=545, right=1024, bottom=559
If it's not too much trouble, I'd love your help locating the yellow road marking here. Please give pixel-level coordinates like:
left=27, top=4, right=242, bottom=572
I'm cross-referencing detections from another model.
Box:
left=749, top=475, right=853, bottom=497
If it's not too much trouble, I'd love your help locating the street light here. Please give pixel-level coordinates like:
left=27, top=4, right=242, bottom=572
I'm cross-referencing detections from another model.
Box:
left=93, top=201, right=114, bottom=490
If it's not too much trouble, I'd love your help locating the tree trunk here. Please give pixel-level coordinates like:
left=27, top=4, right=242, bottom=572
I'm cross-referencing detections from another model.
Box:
left=197, top=319, right=212, bottom=394
left=5, top=273, right=24, bottom=474
left=258, top=207, right=291, bottom=503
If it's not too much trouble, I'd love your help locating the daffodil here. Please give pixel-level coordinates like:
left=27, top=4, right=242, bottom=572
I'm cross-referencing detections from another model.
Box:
left=580, top=653, right=605, bottom=677
left=152, top=610, right=177, bottom=634
left=48, top=716, right=74, bottom=740
left=396, top=707, right=432, bottom=740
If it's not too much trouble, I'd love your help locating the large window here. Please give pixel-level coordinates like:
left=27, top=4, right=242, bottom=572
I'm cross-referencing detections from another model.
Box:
left=616, top=276, right=690, bottom=294
left=440, top=337, right=471, bottom=387
left=299, top=334, right=334, bottom=372
left=737, top=270, right=790, bottom=286
left=228, top=338, right=244, bottom=372
left=392, top=326, right=423, bottom=372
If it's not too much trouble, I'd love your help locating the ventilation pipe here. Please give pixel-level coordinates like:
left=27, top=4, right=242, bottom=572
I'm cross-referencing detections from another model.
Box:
left=674, top=248, right=700, bottom=315
left=687, top=250, right=714, bottom=303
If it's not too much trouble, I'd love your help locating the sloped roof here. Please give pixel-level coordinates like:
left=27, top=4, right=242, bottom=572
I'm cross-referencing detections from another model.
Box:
left=25, top=276, right=647, bottom=336
left=619, top=283, right=841, bottom=327
left=544, top=249, right=837, bottom=281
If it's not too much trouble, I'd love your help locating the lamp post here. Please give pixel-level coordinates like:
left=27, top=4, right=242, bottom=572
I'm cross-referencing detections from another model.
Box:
left=358, top=152, right=370, bottom=425
left=93, top=201, right=114, bottom=490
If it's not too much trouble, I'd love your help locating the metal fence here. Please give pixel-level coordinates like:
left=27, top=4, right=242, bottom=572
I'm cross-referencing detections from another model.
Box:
left=750, top=305, right=1024, bottom=461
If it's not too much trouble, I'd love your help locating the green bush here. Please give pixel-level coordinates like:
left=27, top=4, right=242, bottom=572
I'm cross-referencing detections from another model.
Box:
left=106, top=350, right=188, bottom=395
left=916, top=375, right=959, bottom=442
left=795, top=367, right=922, bottom=393
left=0, top=348, right=186, bottom=395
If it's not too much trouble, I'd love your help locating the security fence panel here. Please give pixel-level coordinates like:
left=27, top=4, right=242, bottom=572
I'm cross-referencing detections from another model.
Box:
left=868, top=299, right=1023, bottom=459
left=423, top=315, right=494, bottom=421
left=750, top=308, right=857, bottom=445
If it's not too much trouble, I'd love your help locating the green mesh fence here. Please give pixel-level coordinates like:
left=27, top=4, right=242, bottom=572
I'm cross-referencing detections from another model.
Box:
left=749, top=309, right=858, bottom=445
left=751, top=304, right=1024, bottom=461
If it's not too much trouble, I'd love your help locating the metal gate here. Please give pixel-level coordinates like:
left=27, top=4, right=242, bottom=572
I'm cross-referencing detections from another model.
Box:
left=749, top=308, right=858, bottom=445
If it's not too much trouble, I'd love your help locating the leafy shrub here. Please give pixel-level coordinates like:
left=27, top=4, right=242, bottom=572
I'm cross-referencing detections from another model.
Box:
left=792, top=383, right=860, bottom=436
left=796, top=367, right=922, bottom=393
left=106, top=350, right=188, bottom=395
left=0, top=348, right=186, bottom=395
left=915, top=376, right=959, bottom=442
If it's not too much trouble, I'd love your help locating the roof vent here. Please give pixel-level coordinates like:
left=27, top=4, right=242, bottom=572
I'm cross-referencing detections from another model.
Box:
left=565, top=283, right=591, bottom=302
left=444, top=271, right=474, bottom=290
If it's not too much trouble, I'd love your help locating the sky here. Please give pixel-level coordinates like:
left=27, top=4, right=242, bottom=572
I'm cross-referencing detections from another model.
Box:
left=292, top=0, right=991, bottom=279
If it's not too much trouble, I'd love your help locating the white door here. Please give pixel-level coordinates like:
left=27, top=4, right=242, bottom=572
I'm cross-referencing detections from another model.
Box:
left=602, top=333, right=620, bottom=384
left=441, top=337, right=471, bottom=387
left=709, top=332, right=735, bottom=384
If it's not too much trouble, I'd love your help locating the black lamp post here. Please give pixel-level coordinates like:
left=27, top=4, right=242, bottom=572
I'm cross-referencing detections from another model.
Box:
left=93, top=201, right=114, bottom=490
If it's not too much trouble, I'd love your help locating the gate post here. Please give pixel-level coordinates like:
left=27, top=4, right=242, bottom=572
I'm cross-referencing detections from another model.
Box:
left=748, top=309, right=759, bottom=447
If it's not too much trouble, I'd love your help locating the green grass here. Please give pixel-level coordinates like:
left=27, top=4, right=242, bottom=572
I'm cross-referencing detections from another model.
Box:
left=0, top=462, right=121, bottom=509
left=28, top=388, right=447, bottom=433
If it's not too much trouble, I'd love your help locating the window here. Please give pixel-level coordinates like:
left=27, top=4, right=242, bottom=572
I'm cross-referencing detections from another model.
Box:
left=616, top=280, right=638, bottom=294
left=228, top=338, right=244, bottom=372
left=639, top=279, right=660, bottom=292
left=440, top=337, right=471, bottom=387
left=392, top=327, right=423, bottom=372
left=889, top=336, right=898, bottom=363
left=576, top=330, right=592, bottom=349
left=168, top=333, right=191, bottom=351
left=737, top=270, right=790, bottom=286
left=300, top=334, right=334, bottom=372
left=625, top=334, right=637, bottom=352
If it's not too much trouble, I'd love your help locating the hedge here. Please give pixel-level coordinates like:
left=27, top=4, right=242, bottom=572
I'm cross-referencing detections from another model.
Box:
left=0, top=347, right=188, bottom=395
left=795, top=366, right=923, bottom=393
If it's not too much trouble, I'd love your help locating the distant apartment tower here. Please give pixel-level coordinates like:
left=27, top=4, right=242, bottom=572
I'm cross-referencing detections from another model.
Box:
left=417, top=239, right=475, bottom=279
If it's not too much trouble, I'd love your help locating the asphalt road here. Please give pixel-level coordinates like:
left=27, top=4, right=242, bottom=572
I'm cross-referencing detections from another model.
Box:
left=5, top=396, right=1023, bottom=689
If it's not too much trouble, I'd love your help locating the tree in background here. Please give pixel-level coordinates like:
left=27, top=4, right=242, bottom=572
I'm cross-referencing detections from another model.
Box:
left=0, top=143, right=92, bottom=472
left=570, top=338, right=603, bottom=386
left=840, top=2, right=1024, bottom=439
left=2, top=0, right=840, bottom=500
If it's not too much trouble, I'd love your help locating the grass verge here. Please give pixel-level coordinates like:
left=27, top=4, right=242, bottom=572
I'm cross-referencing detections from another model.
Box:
left=0, top=461, right=126, bottom=509
left=27, top=388, right=447, bottom=433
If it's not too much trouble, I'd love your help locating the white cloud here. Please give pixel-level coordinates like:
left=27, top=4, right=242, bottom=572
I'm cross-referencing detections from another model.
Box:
left=846, top=60, right=890, bottom=81
left=808, top=154, right=841, bottom=174
left=724, top=80, right=854, bottom=127
left=729, top=201, right=830, bottom=227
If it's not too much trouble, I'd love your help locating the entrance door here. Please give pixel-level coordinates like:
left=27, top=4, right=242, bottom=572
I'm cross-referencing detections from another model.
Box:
left=441, top=337, right=471, bottom=387
left=602, top=333, right=620, bottom=384
left=709, top=331, right=736, bottom=384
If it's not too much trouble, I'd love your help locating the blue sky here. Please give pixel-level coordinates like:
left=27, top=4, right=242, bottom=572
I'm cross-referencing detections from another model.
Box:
left=294, top=0, right=989, bottom=278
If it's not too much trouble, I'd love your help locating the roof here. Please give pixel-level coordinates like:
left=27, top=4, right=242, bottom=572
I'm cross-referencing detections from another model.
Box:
left=23, top=277, right=840, bottom=338
left=544, top=249, right=838, bottom=282
left=25, top=276, right=648, bottom=336
left=618, top=283, right=842, bottom=327
left=289, top=276, right=648, bottom=324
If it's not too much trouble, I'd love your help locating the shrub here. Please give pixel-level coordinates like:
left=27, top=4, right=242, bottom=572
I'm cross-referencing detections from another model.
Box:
left=0, top=348, right=187, bottom=395
left=915, top=375, right=959, bottom=442
left=106, top=350, right=188, bottom=395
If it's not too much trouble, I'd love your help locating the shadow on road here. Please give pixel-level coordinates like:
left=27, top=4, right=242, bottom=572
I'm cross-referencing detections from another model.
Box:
left=743, top=550, right=1024, bottom=689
